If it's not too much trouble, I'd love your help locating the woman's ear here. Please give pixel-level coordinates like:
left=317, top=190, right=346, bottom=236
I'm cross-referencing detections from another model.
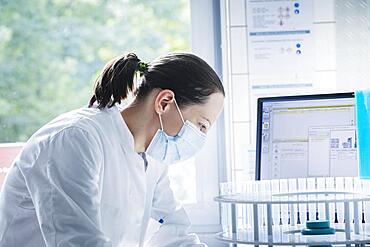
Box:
left=154, top=89, right=175, bottom=115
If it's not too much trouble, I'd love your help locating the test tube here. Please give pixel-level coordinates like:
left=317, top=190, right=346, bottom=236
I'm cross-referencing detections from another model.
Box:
left=344, top=177, right=354, bottom=192
left=297, top=178, right=307, bottom=225
left=246, top=181, right=254, bottom=230
left=288, top=178, right=298, bottom=225
left=250, top=181, right=262, bottom=228
left=353, top=178, right=365, bottom=224
left=335, top=177, right=345, bottom=224
left=279, top=179, right=289, bottom=226
left=270, top=179, right=280, bottom=226
left=220, top=183, right=232, bottom=234
left=317, top=177, right=326, bottom=220
left=258, top=180, right=268, bottom=227
left=306, top=177, right=316, bottom=221
left=238, top=205, right=245, bottom=231
left=362, top=179, right=370, bottom=224
left=325, top=177, right=336, bottom=223
left=237, top=182, right=245, bottom=231
left=344, top=177, right=354, bottom=223
left=229, top=183, right=238, bottom=239
left=243, top=183, right=250, bottom=229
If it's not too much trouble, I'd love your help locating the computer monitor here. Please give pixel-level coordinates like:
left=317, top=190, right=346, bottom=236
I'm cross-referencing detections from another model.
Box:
left=255, top=93, right=357, bottom=180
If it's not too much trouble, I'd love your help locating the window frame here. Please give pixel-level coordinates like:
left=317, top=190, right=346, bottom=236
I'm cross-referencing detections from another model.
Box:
left=183, top=0, right=226, bottom=234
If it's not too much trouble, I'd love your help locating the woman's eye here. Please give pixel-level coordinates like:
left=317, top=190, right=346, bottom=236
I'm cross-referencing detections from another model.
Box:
left=199, top=123, right=207, bottom=132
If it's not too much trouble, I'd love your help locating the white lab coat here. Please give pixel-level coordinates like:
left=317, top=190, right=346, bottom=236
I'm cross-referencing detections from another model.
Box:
left=0, top=105, right=206, bottom=247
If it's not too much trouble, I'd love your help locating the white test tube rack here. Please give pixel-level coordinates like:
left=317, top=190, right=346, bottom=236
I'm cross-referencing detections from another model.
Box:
left=215, top=177, right=370, bottom=246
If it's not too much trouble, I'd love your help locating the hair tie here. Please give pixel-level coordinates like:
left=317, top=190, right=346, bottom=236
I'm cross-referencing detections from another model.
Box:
left=137, top=61, right=149, bottom=74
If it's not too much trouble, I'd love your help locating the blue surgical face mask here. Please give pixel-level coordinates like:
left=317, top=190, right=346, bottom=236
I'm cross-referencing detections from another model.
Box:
left=146, top=99, right=207, bottom=165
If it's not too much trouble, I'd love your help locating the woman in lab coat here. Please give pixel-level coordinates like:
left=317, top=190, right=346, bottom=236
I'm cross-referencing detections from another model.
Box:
left=0, top=52, right=225, bottom=247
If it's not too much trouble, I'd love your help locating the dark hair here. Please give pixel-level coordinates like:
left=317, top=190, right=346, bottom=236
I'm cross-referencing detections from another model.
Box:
left=88, top=52, right=225, bottom=109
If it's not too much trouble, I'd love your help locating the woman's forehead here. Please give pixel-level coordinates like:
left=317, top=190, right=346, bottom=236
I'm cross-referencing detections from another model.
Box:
left=183, top=93, right=224, bottom=123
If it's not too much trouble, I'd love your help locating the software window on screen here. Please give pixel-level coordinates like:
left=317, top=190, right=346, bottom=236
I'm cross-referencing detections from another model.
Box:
left=260, top=98, right=357, bottom=179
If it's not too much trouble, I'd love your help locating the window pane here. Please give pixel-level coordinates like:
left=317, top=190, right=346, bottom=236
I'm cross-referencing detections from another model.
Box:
left=0, top=0, right=190, bottom=142
left=0, top=0, right=196, bottom=202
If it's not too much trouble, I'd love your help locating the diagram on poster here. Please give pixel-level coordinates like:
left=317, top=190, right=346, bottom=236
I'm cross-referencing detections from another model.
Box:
left=247, top=0, right=314, bottom=76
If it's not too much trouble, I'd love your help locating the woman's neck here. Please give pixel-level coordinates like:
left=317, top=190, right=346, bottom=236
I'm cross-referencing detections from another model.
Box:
left=120, top=100, right=158, bottom=153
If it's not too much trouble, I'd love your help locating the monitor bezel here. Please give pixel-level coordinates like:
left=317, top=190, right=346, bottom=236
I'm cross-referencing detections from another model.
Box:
left=255, top=92, right=355, bottom=180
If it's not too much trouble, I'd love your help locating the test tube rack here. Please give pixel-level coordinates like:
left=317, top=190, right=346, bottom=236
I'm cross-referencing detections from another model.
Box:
left=215, top=177, right=370, bottom=246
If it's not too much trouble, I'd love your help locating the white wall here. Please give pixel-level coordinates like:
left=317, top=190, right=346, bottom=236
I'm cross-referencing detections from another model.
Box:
left=220, top=0, right=370, bottom=183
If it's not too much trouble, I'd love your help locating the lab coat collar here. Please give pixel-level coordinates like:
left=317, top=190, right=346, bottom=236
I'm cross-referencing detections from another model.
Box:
left=110, top=105, right=136, bottom=153
left=91, top=103, right=145, bottom=168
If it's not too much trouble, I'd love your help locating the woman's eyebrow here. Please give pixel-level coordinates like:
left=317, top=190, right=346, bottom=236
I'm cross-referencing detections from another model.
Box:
left=202, top=116, right=212, bottom=126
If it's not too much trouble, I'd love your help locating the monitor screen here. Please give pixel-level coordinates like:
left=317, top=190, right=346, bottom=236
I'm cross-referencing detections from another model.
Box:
left=256, top=93, right=357, bottom=180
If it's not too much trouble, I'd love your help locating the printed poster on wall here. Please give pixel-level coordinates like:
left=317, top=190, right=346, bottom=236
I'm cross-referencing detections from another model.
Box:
left=247, top=0, right=314, bottom=77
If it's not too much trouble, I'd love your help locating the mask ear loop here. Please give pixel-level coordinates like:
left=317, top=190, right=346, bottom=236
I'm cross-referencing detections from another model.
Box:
left=173, top=98, right=185, bottom=124
left=158, top=113, right=164, bottom=131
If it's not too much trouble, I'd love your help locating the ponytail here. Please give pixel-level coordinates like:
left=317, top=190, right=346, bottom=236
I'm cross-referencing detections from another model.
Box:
left=89, top=52, right=224, bottom=110
left=88, top=53, right=141, bottom=109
